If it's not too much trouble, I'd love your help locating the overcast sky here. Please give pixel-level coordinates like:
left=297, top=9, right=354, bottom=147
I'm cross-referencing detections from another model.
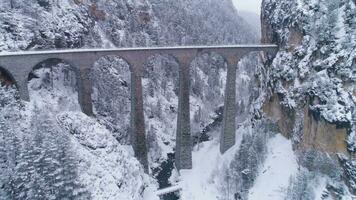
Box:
left=232, top=0, right=262, bottom=14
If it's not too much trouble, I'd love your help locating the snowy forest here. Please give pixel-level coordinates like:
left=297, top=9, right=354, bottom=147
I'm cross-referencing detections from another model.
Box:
left=0, top=0, right=355, bottom=200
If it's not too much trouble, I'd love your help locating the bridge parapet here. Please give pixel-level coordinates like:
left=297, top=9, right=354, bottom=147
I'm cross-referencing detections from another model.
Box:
left=0, top=45, right=278, bottom=172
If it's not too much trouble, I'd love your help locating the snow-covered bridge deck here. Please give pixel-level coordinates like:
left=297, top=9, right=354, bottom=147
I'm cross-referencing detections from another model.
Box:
left=0, top=45, right=278, bottom=173
left=0, top=45, right=277, bottom=56
left=156, top=184, right=182, bottom=196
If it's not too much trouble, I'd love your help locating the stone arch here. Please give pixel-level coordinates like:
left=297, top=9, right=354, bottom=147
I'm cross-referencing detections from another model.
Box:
left=236, top=51, right=263, bottom=122
left=144, top=53, right=180, bottom=96
left=190, top=51, right=228, bottom=120
left=0, top=66, right=17, bottom=87
left=191, top=50, right=240, bottom=154
left=27, top=58, right=82, bottom=111
left=90, top=54, right=148, bottom=170
left=141, top=53, right=181, bottom=161
left=90, top=55, right=132, bottom=143
left=28, top=58, right=80, bottom=81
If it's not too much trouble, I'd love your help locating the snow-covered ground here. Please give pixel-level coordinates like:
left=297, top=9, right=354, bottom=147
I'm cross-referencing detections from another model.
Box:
left=177, top=128, right=243, bottom=200
left=248, top=134, right=298, bottom=200
left=170, top=124, right=296, bottom=200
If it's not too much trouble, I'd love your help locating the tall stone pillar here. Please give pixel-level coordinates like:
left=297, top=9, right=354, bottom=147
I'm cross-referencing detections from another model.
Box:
left=220, top=57, right=239, bottom=154
left=17, top=76, right=30, bottom=101
left=130, top=63, right=148, bottom=172
left=78, top=67, right=94, bottom=116
left=175, top=58, right=193, bottom=171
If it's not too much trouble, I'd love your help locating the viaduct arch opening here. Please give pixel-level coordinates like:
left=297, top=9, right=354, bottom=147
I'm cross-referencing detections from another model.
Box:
left=27, top=58, right=82, bottom=112
left=91, top=55, right=132, bottom=144
left=28, top=58, right=80, bottom=81
left=0, top=67, right=16, bottom=87
left=189, top=52, right=227, bottom=142
left=142, top=54, right=180, bottom=163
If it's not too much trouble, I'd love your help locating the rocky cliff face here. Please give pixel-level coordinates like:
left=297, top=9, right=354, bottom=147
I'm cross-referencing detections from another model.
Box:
left=261, top=0, right=356, bottom=194
left=261, top=0, right=355, bottom=154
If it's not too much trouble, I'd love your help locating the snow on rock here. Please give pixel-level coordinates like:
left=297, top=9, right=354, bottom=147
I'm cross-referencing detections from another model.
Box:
left=262, top=0, right=356, bottom=195
left=56, top=111, right=156, bottom=200
left=28, top=65, right=156, bottom=199
left=262, top=0, right=356, bottom=148
left=57, top=112, right=112, bottom=150
left=307, top=70, right=352, bottom=124
left=261, top=0, right=356, bottom=196
left=248, top=134, right=298, bottom=200
left=0, top=64, right=157, bottom=200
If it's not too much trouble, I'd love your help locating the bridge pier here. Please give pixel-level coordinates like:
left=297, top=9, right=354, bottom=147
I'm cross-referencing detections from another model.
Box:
left=130, top=63, right=148, bottom=172
left=220, top=57, right=239, bottom=154
left=0, top=59, right=33, bottom=102
left=175, top=56, right=193, bottom=171
left=17, top=76, right=30, bottom=101
left=78, top=68, right=94, bottom=116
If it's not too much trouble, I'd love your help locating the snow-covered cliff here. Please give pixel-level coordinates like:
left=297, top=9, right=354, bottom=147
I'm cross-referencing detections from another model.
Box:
left=261, top=0, right=356, bottom=197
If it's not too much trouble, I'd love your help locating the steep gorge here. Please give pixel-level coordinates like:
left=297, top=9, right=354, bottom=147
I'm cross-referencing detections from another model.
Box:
left=0, top=0, right=355, bottom=199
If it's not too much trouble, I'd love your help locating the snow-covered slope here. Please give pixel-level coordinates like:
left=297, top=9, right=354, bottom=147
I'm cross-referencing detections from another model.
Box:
left=1, top=66, right=154, bottom=199
left=261, top=0, right=356, bottom=197
left=248, top=134, right=298, bottom=200
left=178, top=128, right=242, bottom=200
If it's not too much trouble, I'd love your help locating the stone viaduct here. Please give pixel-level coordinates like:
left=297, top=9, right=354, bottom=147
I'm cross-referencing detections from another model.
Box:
left=0, top=45, right=278, bottom=172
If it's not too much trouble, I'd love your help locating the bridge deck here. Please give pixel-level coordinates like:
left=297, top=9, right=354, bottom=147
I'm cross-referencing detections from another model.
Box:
left=0, top=44, right=278, bottom=57
left=156, top=184, right=182, bottom=196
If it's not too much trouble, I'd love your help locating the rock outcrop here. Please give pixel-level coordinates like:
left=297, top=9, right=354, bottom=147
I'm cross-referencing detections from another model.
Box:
left=261, top=0, right=355, bottom=156
left=261, top=0, right=356, bottom=194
